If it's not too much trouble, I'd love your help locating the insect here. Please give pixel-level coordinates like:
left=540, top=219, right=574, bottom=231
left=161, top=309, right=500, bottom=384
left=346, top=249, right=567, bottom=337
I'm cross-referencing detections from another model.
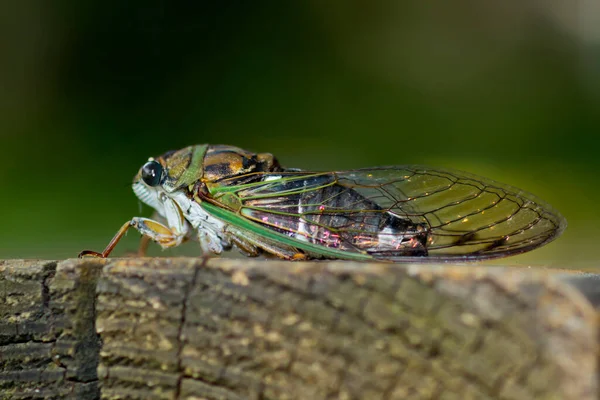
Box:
left=79, top=144, right=566, bottom=261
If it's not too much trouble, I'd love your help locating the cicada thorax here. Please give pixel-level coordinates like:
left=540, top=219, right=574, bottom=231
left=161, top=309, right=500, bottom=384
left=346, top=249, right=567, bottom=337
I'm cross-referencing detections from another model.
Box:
left=238, top=173, right=430, bottom=257
left=202, top=145, right=282, bottom=183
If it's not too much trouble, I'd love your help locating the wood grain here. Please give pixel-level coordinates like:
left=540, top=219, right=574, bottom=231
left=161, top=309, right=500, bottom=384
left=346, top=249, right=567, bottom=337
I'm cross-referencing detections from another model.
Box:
left=0, top=258, right=597, bottom=399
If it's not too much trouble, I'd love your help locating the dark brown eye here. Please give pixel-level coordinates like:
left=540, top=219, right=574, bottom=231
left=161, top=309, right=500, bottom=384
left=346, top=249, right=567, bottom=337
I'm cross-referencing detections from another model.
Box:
left=141, top=160, right=163, bottom=187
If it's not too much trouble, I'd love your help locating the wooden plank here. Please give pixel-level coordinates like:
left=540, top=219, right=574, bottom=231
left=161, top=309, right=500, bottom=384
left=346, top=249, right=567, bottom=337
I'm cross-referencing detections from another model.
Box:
left=0, top=258, right=597, bottom=400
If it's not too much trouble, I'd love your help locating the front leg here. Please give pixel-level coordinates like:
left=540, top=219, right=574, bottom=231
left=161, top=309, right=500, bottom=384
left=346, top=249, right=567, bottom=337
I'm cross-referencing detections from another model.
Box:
left=79, top=217, right=186, bottom=258
left=80, top=197, right=189, bottom=258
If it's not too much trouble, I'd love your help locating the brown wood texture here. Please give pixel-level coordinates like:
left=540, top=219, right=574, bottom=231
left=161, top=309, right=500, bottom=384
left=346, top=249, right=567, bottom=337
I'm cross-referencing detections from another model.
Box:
left=0, top=258, right=598, bottom=400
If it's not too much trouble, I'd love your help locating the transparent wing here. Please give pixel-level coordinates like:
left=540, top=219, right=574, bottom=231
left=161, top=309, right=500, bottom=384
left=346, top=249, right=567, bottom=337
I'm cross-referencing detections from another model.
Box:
left=212, top=166, right=566, bottom=260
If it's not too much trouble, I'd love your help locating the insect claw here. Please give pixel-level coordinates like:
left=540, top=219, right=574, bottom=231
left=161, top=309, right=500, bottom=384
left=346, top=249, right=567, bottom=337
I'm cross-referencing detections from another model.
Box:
left=78, top=250, right=105, bottom=259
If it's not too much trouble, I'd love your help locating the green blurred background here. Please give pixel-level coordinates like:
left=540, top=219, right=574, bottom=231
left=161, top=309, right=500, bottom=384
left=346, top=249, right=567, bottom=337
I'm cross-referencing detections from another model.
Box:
left=1, top=2, right=599, bottom=267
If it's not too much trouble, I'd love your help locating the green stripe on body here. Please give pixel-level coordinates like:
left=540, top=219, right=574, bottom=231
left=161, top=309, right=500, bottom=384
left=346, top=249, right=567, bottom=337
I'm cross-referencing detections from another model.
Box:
left=175, top=144, right=208, bottom=189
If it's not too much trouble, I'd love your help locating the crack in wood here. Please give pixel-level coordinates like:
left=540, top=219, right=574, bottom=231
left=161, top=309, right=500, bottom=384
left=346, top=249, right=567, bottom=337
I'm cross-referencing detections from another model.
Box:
left=175, top=257, right=205, bottom=400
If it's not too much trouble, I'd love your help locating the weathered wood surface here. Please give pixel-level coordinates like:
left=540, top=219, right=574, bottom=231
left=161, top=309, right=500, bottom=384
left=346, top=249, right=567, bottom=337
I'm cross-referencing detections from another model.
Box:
left=0, top=258, right=598, bottom=400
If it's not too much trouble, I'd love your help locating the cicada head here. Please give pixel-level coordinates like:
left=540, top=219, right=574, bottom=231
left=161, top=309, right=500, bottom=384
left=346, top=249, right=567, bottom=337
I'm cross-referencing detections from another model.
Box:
left=131, top=144, right=281, bottom=211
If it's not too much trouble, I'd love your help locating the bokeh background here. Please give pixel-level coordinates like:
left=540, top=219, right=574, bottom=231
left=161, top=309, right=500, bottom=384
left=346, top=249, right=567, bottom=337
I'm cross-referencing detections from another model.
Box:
left=1, top=2, right=599, bottom=268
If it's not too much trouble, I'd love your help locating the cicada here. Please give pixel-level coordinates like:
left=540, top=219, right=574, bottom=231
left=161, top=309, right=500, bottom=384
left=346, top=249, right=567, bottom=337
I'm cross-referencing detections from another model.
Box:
left=79, top=144, right=566, bottom=261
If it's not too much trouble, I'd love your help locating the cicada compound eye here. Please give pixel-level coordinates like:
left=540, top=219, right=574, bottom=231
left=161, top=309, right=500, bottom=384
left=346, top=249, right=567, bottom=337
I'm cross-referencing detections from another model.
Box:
left=141, top=160, right=163, bottom=187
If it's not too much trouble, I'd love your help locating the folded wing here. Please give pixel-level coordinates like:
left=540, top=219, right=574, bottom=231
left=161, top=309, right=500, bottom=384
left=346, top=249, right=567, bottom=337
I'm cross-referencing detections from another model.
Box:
left=213, top=166, right=565, bottom=260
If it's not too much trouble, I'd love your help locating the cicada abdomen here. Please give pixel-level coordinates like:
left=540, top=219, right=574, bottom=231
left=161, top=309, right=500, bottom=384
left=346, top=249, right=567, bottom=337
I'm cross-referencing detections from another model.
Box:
left=234, top=172, right=430, bottom=257
left=230, top=175, right=429, bottom=259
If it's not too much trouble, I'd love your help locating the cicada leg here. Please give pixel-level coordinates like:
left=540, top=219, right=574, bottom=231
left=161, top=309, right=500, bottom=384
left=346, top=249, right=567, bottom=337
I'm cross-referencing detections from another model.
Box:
left=80, top=198, right=189, bottom=258
left=136, top=234, right=151, bottom=257
left=79, top=217, right=187, bottom=258
left=135, top=211, right=162, bottom=256
left=228, top=235, right=260, bottom=257
left=225, top=227, right=305, bottom=261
